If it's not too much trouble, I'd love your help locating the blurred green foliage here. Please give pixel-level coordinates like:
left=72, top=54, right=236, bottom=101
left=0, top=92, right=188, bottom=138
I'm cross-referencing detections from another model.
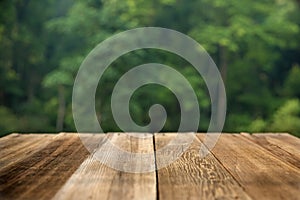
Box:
left=0, top=0, right=300, bottom=137
left=270, top=99, right=300, bottom=137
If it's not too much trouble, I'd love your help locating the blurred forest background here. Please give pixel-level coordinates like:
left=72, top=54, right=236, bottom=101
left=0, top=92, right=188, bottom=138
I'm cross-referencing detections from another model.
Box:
left=0, top=0, right=300, bottom=137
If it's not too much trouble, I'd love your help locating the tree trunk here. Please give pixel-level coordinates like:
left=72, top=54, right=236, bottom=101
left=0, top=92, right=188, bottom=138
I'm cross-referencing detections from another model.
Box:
left=219, top=45, right=228, bottom=84
left=56, top=85, right=66, bottom=131
left=217, top=45, right=228, bottom=129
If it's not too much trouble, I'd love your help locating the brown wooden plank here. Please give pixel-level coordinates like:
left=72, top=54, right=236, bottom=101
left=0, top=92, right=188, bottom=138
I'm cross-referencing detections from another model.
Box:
left=197, top=134, right=300, bottom=200
left=0, top=133, right=92, bottom=200
left=0, top=134, right=56, bottom=170
left=241, top=133, right=300, bottom=169
left=52, top=133, right=156, bottom=200
left=155, top=133, right=252, bottom=200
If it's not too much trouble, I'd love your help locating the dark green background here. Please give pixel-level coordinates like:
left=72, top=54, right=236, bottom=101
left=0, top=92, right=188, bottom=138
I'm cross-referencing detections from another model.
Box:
left=0, top=0, right=300, bottom=137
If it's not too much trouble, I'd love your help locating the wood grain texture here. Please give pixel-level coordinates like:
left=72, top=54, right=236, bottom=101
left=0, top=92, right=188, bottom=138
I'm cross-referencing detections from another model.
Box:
left=52, top=133, right=156, bottom=200
left=242, top=133, right=300, bottom=169
left=0, top=133, right=90, bottom=200
left=0, top=134, right=55, bottom=170
left=155, top=133, right=252, bottom=200
left=197, top=134, right=300, bottom=200
left=1, top=133, right=299, bottom=200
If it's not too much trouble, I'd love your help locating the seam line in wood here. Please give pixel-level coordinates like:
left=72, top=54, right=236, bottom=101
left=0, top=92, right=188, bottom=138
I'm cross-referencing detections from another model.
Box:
left=195, top=134, right=249, bottom=194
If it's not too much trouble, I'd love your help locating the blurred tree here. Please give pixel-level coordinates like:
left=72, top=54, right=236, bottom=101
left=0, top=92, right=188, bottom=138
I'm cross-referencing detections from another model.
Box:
left=43, top=69, right=73, bottom=131
left=0, top=0, right=65, bottom=133
left=270, top=99, right=300, bottom=137
left=188, top=0, right=299, bottom=131
left=248, top=118, right=267, bottom=133
left=0, top=0, right=300, bottom=135
left=284, top=65, right=300, bottom=98
left=0, top=106, right=18, bottom=136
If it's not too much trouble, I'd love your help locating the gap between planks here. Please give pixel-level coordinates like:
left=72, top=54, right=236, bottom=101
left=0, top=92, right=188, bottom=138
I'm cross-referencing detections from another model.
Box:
left=241, top=132, right=300, bottom=169
left=53, top=133, right=251, bottom=200
left=52, top=133, right=156, bottom=200
left=197, top=133, right=300, bottom=200
left=1, top=133, right=299, bottom=200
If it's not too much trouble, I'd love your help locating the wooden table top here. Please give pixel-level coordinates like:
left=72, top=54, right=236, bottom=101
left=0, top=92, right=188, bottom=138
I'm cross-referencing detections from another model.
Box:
left=0, top=133, right=299, bottom=200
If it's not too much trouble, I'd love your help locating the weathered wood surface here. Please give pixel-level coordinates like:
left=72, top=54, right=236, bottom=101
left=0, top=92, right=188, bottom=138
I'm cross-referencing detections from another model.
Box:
left=155, top=133, right=251, bottom=200
left=197, top=134, right=300, bottom=200
left=52, top=133, right=156, bottom=200
left=241, top=133, right=300, bottom=169
left=0, top=133, right=299, bottom=200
